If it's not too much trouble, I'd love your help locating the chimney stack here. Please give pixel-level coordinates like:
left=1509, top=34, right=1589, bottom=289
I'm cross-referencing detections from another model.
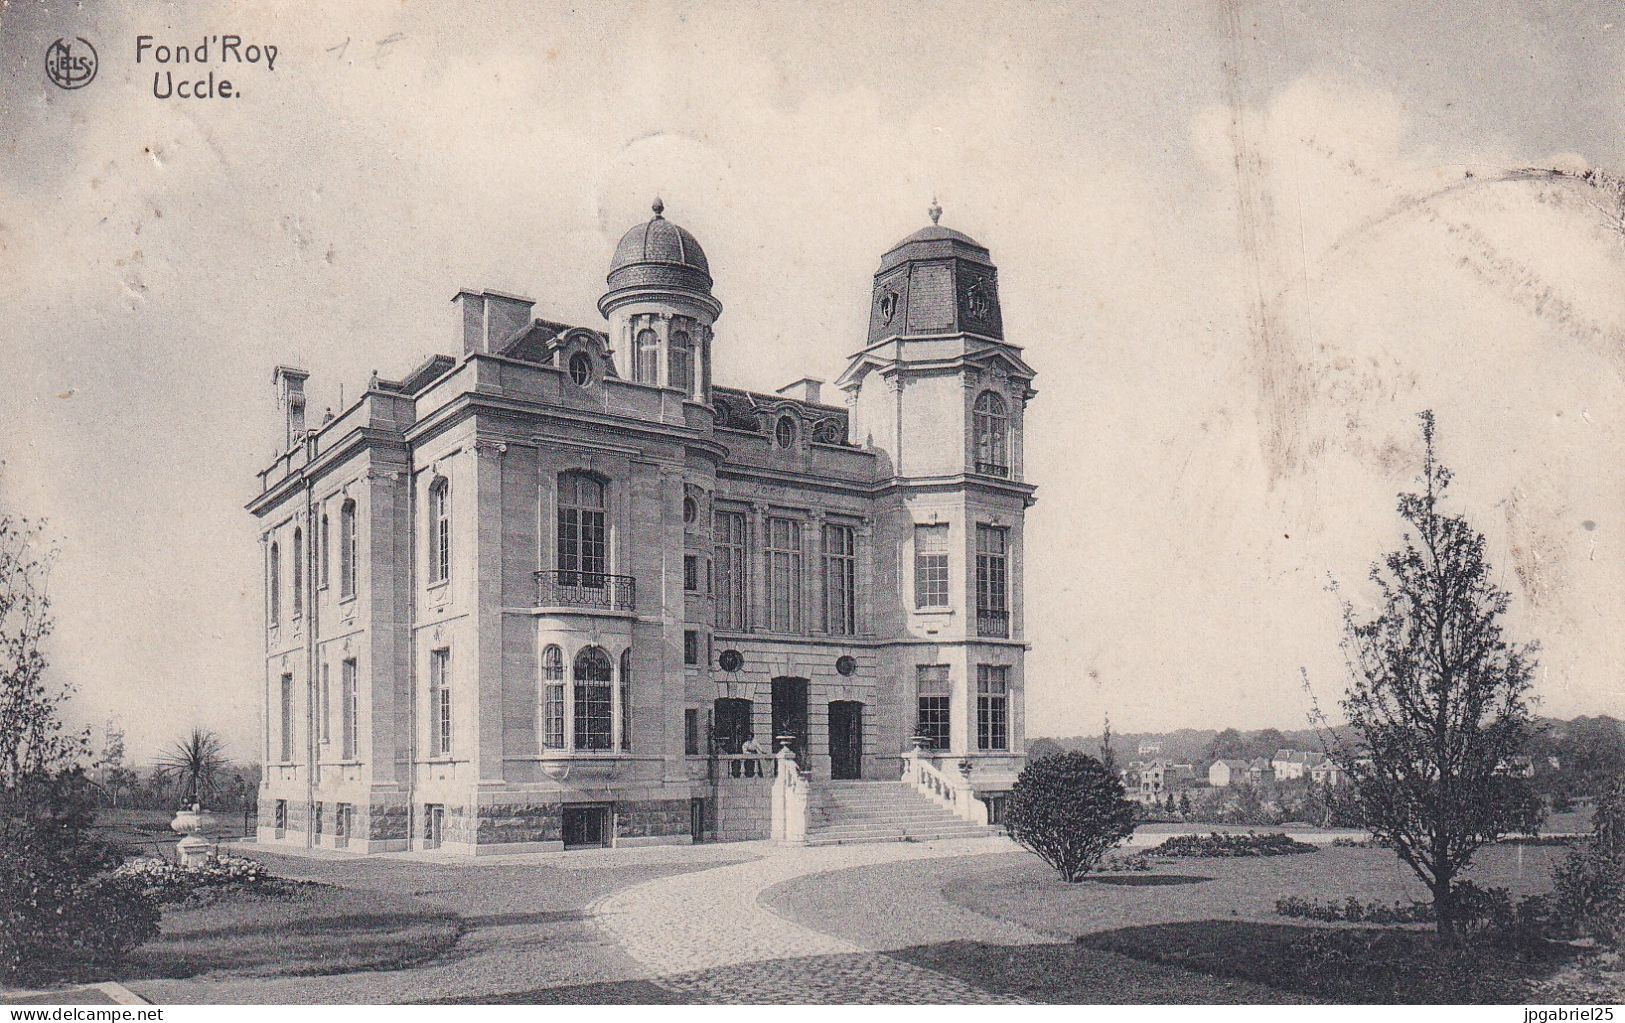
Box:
left=775, top=377, right=824, bottom=404
left=273, top=365, right=310, bottom=451
left=452, top=289, right=536, bottom=355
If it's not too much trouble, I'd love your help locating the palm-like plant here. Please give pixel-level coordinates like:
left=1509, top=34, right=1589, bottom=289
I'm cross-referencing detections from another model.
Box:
left=155, top=728, right=226, bottom=809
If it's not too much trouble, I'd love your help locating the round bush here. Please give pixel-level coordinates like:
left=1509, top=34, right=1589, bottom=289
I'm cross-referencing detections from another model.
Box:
left=1005, top=751, right=1137, bottom=882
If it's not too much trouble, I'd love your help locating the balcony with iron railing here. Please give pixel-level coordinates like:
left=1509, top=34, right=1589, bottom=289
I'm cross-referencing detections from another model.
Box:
left=976, top=607, right=1010, bottom=638
left=975, top=461, right=1010, bottom=478
left=535, top=569, right=636, bottom=612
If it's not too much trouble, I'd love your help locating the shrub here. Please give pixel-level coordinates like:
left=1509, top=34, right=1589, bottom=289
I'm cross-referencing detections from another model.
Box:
left=1151, top=831, right=1318, bottom=858
left=1005, top=751, right=1137, bottom=882
left=0, top=770, right=161, bottom=982
left=1276, top=894, right=1434, bottom=924
left=1100, top=851, right=1152, bottom=872
left=112, top=854, right=283, bottom=905
left=1551, top=778, right=1625, bottom=947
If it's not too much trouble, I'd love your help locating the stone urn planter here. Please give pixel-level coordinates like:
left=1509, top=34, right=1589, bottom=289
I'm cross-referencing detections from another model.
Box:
left=170, top=803, right=220, bottom=866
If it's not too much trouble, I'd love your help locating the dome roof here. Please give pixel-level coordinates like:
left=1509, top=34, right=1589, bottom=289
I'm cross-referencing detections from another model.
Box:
left=606, top=198, right=712, bottom=291
left=877, top=200, right=992, bottom=273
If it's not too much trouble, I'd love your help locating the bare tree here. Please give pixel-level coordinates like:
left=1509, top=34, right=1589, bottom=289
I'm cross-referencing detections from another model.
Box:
left=1324, top=411, right=1543, bottom=940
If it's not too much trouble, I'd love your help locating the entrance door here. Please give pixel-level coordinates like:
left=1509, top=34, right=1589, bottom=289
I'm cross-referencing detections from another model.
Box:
left=829, top=701, right=864, bottom=779
left=562, top=804, right=611, bottom=849
left=770, top=678, right=809, bottom=758
left=713, top=698, right=752, bottom=754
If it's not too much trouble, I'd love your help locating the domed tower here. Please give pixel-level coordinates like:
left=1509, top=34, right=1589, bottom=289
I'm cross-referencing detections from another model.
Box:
left=598, top=198, right=721, bottom=403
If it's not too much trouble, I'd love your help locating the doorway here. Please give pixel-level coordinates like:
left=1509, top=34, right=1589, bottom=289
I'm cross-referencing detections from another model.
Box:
left=562, top=804, right=611, bottom=849
left=770, top=678, right=809, bottom=758
left=829, top=700, right=864, bottom=779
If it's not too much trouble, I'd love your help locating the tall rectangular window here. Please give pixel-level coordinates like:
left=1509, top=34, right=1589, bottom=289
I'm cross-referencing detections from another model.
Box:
left=684, top=554, right=700, bottom=593
left=684, top=629, right=700, bottom=666
left=319, top=511, right=330, bottom=589
left=916, top=665, right=951, bottom=751
left=430, top=648, right=451, bottom=756
left=684, top=708, right=700, bottom=755
left=429, top=478, right=451, bottom=584
left=765, top=517, right=802, bottom=633
left=542, top=645, right=565, bottom=750
left=573, top=647, right=613, bottom=752
left=291, top=528, right=304, bottom=618
left=822, top=523, right=856, bottom=635
left=341, top=658, right=358, bottom=759
left=279, top=673, right=293, bottom=762
left=268, top=542, right=281, bottom=624
left=914, top=524, right=949, bottom=609
left=619, top=649, right=632, bottom=753
left=975, top=524, right=1009, bottom=637
left=714, top=510, right=748, bottom=630
left=977, top=664, right=1009, bottom=752
left=339, top=500, right=357, bottom=599
left=557, top=474, right=607, bottom=584
left=319, top=662, right=330, bottom=744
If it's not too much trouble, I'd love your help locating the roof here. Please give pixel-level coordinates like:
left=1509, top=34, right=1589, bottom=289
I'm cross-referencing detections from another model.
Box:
left=606, top=199, right=712, bottom=292
left=1214, top=759, right=1250, bottom=770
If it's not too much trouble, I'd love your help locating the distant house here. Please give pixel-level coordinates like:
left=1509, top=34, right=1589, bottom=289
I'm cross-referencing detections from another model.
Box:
left=1270, top=749, right=1327, bottom=781
left=1138, top=741, right=1163, bottom=756
left=1208, top=759, right=1250, bottom=788
left=1309, top=760, right=1346, bottom=787
left=1246, top=757, right=1275, bottom=785
left=1135, top=759, right=1194, bottom=803
left=1495, top=755, right=1535, bottom=778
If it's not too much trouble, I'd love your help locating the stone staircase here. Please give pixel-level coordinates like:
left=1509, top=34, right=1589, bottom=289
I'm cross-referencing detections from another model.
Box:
left=806, top=780, right=1003, bottom=846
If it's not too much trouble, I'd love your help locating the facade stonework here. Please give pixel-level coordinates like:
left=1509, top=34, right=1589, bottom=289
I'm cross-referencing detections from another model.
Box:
left=251, top=203, right=1037, bottom=854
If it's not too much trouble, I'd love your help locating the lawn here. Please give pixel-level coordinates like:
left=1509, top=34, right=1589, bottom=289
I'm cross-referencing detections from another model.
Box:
left=764, top=841, right=1603, bottom=1003
left=945, top=843, right=1588, bottom=1002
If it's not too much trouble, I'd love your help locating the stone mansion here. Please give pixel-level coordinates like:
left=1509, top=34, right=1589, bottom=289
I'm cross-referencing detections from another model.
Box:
left=250, top=200, right=1037, bottom=853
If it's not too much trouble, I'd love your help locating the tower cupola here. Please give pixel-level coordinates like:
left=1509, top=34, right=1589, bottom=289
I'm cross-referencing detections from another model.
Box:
left=598, top=199, right=720, bottom=400
left=867, top=200, right=1003, bottom=344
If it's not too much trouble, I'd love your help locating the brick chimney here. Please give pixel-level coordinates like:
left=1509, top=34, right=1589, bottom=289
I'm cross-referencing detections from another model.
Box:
left=273, top=365, right=309, bottom=451
left=452, top=289, right=536, bottom=355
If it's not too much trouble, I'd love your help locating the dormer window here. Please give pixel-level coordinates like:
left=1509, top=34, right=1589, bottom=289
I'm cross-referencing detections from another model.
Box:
left=775, top=416, right=797, bottom=449
left=568, top=351, right=593, bottom=387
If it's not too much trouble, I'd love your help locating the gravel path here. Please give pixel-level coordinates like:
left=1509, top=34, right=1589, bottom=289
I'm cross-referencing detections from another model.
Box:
left=126, top=843, right=757, bottom=1004
left=592, top=837, right=1026, bottom=1003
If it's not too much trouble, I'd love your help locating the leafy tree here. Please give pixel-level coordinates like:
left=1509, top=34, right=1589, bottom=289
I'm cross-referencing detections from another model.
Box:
left=155, top=728, right=227, bottom=808
left=1326, top=412, right=1543, bottom=941
left=1205, top=728, right=1247, bottom=762
left=1179, top=791, right=1192, bottom=816
left=1552, top=777, right=1625, bottom=947
left=1098, top=714, right=1117, bottom=774
left=0, top=479, right=158, bottom=980
left=1005, top=751, right=1137, bottom=882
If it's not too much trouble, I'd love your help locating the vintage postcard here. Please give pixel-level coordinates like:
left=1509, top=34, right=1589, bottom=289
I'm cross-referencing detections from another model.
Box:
left=1, top=0, right=1620, bottom=1010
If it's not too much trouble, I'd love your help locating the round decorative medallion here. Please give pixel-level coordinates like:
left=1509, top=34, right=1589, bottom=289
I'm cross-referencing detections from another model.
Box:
left=835, top=655, right=857, bottom=677
left=775, top=416, right=796, bottom=449
left=718, top=649, right=744, bottom=673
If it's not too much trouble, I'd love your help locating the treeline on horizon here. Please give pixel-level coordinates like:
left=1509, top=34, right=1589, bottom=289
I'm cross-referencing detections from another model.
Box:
left=1032, top=714, right=1624, bottom=797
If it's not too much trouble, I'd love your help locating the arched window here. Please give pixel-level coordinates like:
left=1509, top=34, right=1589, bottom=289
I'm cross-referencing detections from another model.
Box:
left=619, top=648, right=632, bottom=751
left=541, top=645, right=565, bottom=750
left=973, top=391, right=1009, bottom=476
left=291, top=528, right=304, bottom=617
left=775, top=416, right=797, bottom=450
left=557, top=473, right=607, bottom=587
left=573, top=646, right=613, bottom=751
left=634, top=328, right=659, bottom=384
left=268, top=541, right=281, bottom=624
left=669, top=330, right=692, bottom=394
left=339, top=499, right=358, bottom=599
left=428, top=477, right=451, bottom=584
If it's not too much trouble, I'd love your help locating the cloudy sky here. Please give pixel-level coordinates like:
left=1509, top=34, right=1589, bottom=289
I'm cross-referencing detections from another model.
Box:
left=2, top=1, right=1620, bottom=760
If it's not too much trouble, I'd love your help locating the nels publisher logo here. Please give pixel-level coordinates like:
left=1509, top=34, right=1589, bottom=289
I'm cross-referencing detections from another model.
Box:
left=45, top=36, right=98, bottom=90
